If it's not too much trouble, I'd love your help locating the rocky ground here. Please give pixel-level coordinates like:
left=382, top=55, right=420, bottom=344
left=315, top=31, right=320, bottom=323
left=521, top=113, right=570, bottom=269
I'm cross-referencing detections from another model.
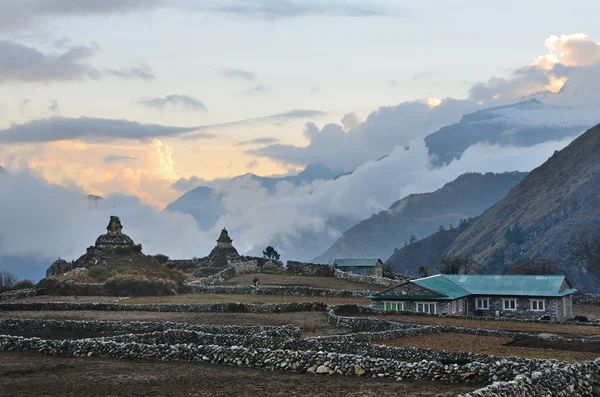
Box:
left=0, top=351, right=479, bottom=397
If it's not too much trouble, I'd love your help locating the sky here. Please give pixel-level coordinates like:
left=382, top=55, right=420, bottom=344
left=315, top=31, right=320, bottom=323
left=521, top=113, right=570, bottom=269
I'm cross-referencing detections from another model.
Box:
left=2, top=0, right=600, bottom=208
left=3, top=1, right=600, bottom=280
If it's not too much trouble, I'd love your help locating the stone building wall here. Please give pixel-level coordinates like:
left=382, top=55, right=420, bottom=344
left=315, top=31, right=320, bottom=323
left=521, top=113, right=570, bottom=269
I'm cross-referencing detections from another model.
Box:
left=467, top=296, right=565, bottom=320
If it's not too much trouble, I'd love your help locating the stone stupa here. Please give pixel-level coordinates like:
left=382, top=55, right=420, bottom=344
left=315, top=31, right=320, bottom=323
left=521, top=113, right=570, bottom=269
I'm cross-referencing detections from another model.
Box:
left=206, top=228, right=240, bottom=266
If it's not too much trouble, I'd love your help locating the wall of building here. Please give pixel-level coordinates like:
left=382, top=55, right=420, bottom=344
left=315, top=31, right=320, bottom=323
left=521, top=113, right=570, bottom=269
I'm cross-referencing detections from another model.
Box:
left=468, top=296, right=565, bottom=320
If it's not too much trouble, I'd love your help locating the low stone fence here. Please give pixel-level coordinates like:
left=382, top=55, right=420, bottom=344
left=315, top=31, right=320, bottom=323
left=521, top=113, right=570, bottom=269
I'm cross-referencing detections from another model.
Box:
left=573, top=294, right=600, bottom=306
left=286, top=261, right=335, bottom=277
left=333, top=269, right=404, bottom=288
left=0, top=333, right=525, bottom=385
left=0, top=301, right=327, bottom=314
left=0, top=288, right=37, bottom=301
left=0, top=318, right=300, bottom=338
left=181, top=284, right=376, bottom=297
left=184, top=260, right=260, bottom=287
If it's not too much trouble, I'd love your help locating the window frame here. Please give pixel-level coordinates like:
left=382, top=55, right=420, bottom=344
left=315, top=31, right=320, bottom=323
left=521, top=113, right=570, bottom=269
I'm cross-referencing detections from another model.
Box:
left=502, top=298, right=518, bottom=311
left=384, top=302, right=403, bottom=312
left=529, top=299, right=546, bottom=312
left=416, top=302, right=437, bottom=314
left=475, top=297, right=490, bottom=310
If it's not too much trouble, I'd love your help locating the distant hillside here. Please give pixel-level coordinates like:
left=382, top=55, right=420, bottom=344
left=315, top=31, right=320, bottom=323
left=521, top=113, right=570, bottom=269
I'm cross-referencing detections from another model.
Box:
left=312, top=172, right=527, bottom=263
left=445, top=123, right=600, bottom=290
left=424, top=99, right=595, bottom=164
left=164, top=163, right=338, bottom=230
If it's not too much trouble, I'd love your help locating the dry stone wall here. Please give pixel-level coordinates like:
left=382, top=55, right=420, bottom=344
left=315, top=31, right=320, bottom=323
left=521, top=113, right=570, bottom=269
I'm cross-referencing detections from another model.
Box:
left=332, top=269, right=404, bottom=288
left=182, top=284, right=376, bottom=297
left=286, top=261, right=335, bottom=277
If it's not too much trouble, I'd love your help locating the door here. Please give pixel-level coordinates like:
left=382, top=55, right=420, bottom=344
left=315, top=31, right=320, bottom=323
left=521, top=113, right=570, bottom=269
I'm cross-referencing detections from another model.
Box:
left=357, top=267, right=365, bottom=275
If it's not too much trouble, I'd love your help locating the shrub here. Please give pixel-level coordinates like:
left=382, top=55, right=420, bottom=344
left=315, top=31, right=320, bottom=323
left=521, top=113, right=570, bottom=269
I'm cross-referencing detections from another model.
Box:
left=151, top=254, right=170, bottom=264
left=13, top=280, right=35, bottom=289
left=87, top=266, right=117, bottom=282
left=104, top=275, right=178, bottom=296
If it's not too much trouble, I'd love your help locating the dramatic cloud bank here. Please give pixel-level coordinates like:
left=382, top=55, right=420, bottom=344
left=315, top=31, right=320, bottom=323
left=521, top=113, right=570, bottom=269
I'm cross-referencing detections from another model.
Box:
left=251, top=98, right=480, bottom=171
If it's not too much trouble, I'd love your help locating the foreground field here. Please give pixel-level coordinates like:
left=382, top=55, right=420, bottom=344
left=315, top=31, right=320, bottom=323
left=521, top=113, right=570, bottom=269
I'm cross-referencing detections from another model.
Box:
left=364, top=311, right=600, bottom=338
left=0, top=310, right=346, bottom=337
left=218, top=273, right=378, bottom=290
left=377, top=333, right=600, bottom=362
left=0, top=351, right=479, bottom=397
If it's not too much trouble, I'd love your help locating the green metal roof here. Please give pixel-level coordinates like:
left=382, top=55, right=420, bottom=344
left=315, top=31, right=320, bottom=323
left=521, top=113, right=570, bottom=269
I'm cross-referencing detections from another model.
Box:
left=369, top=274, right=577, bottom=301
left=443, top=274, right=573, bottom=297
left=412, top=275, right=471, bottom=299
left=333, top=258, right=381, bottom=267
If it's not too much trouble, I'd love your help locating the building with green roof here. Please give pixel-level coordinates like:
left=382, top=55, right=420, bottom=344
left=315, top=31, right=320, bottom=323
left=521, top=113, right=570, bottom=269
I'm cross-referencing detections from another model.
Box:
left=368, top=274, right=577, bottom=320
left=333, top=258, right=384, bottom=276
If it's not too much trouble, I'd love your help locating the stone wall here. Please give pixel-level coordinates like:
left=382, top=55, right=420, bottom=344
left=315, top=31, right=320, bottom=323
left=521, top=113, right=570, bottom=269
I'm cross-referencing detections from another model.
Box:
left=469, top=296, right=561, bottom=320
left=181, top=284, right=376, bottom=297
left=286, top=261, right=335, bottom=277
left=574, top=294, right=600, bottom=305
left=0, top=288, right=36, bottom=301
left=332, top=269, right=403, bottom=288
left=184, top=260, right=259, bottom=287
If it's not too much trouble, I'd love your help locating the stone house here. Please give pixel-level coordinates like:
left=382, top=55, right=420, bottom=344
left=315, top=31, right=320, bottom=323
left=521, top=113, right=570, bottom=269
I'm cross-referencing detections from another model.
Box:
left=333, top=258, right=384, bottom=276
left=368, top=274, right=577, bottom=320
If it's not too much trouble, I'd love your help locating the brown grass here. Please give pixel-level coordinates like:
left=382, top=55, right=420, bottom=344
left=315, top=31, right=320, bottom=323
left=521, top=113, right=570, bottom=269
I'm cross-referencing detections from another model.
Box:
left=363, top=313, right=600, bottom=338
left=574, top=304, right=600, bottom=320
left=123, top=293, right=369, bottom=306
left=378, top=333, right=600, bottom=362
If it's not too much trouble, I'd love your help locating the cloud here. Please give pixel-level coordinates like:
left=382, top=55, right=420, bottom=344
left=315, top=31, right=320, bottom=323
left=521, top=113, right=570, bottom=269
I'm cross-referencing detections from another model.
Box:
left=236, top=137, right=279, bottom=146
left=0, top=0, right=163, bottom=33
left=0, top=117, right=214, bottom=144
left=0, top=41, right=155, bottom=84
left=0, top=109, right=321, bottom=145
left=194, top=1, right=408, bottom=20
left=138, top=94, right=207, bottom=111
left=0, top=40, right=99, bottom=83
left=243, top=84, right=272, bottom=96
left=171, top=176, right=208, bottom=192
left=105, top=63, right=155, bottom=81
left=104, top=155, right=138, bottom=164
left=340, top=112, right=362, bottom=131
left=469, top=34, right=600, bottom=103
left=0, top=167, right=211, bottom=281
left=250, top=98, right=479, bottom=171
left=208, top=136, right=576, bottom=259
left=218, top=68, right=257, bottom=82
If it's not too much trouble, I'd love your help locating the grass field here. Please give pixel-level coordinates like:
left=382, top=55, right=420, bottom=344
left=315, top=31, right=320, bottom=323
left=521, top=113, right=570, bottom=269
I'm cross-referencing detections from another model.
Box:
left=363, top=312, right=600, bottom=338
left=377, top=333, right=600, bottom=362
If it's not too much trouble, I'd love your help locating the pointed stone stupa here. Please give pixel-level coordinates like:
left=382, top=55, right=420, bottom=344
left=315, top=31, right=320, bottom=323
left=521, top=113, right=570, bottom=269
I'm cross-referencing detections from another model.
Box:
left=207, top=228, right=240, bottom=265
left=95, top=216, right=136, bottom=249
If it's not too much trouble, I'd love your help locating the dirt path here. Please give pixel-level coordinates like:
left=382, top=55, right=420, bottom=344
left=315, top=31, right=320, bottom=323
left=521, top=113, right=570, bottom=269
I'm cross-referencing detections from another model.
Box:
left=0, top=351, right=480, bottom=397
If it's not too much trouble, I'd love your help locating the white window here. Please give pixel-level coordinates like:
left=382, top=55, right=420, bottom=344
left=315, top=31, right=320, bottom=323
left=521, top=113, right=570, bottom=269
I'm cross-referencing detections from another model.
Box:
left=530, top=299, right=546, bottom=311
left=416, top=302, right=437, bottom=314
left=384, top=302, right=403, bottom=312
left=502, top=299, right=517, bottom=311
left=476, top=298, right=490, bottom=310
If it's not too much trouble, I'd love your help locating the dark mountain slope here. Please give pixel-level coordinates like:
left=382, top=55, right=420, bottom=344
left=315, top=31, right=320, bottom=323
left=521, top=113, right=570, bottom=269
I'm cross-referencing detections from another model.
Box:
left=312, top=172, right=527, bottom=263
left=385, top=224, right=467, bottom=275
left=445, top=123, right=600, bottom=288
